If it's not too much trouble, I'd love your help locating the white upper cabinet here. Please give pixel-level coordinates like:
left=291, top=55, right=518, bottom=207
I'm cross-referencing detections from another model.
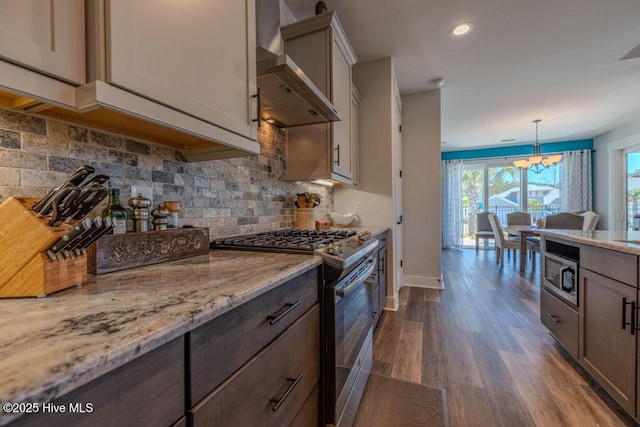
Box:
left=105, top=0, right=258, bottom=141
left=281, top=11, right=357, bottom=184
left=0, top=0, right=85, bottom=85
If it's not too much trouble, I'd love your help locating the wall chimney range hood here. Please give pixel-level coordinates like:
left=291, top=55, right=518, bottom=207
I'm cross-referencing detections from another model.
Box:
left=255, top=0, right=341, bottom=128
left=257, top=54, right=341, bottom=128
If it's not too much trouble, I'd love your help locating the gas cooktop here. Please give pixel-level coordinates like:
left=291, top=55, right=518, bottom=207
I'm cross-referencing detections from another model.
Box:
left=210, top=229, right=358, bottom=252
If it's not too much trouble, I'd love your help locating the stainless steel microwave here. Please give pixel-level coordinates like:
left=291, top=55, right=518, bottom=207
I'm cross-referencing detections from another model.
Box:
left=543, top=252, right=578, bottom=306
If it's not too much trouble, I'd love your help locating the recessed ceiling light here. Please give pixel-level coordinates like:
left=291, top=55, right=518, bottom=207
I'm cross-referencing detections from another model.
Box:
left=451, top=22, right=473, bottom=37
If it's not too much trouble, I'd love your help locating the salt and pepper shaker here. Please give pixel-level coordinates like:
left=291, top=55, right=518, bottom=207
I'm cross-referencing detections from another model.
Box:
left=151, top=204, right=170, bottom=231
left=128, top=193, right=152, bottom=233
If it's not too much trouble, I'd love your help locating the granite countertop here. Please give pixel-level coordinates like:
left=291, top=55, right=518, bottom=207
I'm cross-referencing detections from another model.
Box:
left=537, top=229, right=640, bottom=256
left=0, top=250, right=322, bottom=425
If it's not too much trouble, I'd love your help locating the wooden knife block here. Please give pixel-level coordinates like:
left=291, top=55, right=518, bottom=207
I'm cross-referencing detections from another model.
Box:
left=0, top=197, right=88, bottom=297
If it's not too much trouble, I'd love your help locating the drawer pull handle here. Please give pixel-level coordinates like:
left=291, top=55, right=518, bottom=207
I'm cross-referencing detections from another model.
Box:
left=268, top=301, right=301, bottom=325
left=372, top=310, right=379, bottom=319
left=622, top=297, right=635, bottom=335
left=270, top=374, right=303, bottom=412
left=546, top=313, right=561, bottom=324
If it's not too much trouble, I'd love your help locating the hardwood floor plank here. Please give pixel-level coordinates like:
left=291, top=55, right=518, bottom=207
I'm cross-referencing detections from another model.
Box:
left=390, top=319, right=423, bottom=383
left=369, top=248, right=632, bottom=427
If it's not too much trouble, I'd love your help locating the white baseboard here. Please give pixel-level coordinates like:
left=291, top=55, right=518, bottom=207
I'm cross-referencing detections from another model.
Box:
left=383, top=294, right=400, bottom=311
left=403, top=274, right=444, bottom=289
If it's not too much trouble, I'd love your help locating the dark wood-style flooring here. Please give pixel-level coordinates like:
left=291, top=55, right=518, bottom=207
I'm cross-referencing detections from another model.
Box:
left=371, top=248, right=636, bottom=427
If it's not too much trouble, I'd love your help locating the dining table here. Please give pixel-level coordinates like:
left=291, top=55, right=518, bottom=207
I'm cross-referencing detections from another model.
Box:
left=504, top=224, right=539, bottom=274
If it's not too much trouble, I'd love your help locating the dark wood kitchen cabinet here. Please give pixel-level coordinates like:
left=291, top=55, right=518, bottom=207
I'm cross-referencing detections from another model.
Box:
left=189, top=305, right=320, bottom=427
left=579, top=267, right=637, bottom=414
left=11, top=337, right=185, bottom=427
left=541, top=287, right=579, bottom=358
left=187, top=267, right=321, bottom=426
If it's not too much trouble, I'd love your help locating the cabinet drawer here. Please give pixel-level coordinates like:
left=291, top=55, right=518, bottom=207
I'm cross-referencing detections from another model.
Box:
left=540, top=288, right=579, bottom=358
left=189, top=268, right=318, bottom=406
left=189, top=304, right=320, bottom=426
left=12, top=337, right=185, bottom=427
left=581, top=245, right=638, bottom=286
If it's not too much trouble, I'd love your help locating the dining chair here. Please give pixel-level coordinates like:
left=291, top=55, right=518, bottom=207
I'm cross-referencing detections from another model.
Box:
left=475, top=211, right=495, bottom=252
left=544, top=212, right=584, bottom=230
left=488, top=213, right=531, bottom=267
left=506, top=211, right=532, bottom=239
left=580, top=211, right=599, bottom=231
left=506, top=211, right=532, bottom=226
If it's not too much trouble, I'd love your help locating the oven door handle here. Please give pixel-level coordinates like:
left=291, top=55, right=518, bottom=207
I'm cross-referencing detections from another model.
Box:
left=336, top=257, right=377, bottom=298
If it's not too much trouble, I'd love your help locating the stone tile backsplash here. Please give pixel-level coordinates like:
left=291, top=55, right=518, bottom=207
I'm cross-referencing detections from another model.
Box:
left=0, top=107, right=332, bottom=238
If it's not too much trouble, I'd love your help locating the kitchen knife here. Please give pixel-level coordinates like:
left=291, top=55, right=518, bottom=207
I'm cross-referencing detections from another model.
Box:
left=70, top=216, right=104, bottom=256
left=32, top=165, right=94, bottom=213
left=74, top=217, right=113, bottom=256
left=46, top=218, right=93, bottom=261
left=64, top=184, right=109, bottom=222
left=46, top=186, right=84, bottom=226
left=60, top=219, right=99, bottom=259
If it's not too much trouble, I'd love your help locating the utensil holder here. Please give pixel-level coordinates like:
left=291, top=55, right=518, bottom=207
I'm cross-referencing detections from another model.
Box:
left=0, top=197, right=87, bottom=297
left=295, top=208, right=316, bottom=230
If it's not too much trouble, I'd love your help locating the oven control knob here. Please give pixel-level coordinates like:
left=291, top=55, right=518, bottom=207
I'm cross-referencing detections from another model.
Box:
left=327, top=242, right=345, bottom=255
left=358, top=231, right=372, bottom=242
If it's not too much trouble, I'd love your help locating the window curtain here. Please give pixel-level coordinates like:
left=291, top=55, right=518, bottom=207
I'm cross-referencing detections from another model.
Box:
left=442, top=159, right=463, bottom=248
left=560, top=149, right=592, bottom=212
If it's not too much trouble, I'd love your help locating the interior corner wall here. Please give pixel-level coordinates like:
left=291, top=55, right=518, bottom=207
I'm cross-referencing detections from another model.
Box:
left=401, top=90, right=442, bottom=288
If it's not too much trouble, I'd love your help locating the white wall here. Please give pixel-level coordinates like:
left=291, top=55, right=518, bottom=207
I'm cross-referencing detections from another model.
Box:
left=594, top=114, right=640, bottom=229
left=401, top=91, right=442, bottom=288
left=334, top=58, right=400, bottom=309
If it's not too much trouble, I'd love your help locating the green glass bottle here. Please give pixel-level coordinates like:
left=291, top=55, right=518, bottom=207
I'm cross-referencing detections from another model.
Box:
left=102, top=188, right=127, bottom=234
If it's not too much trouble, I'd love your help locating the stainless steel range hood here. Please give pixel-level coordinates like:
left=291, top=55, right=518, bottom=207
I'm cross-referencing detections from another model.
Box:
left=257, top=54, right=341, bottom=128
left=256, top=0, right=341, bottom=128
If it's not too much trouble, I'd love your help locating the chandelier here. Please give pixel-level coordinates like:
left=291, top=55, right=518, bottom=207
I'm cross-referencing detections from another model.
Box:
left=513, top=119, right=562, bottom=173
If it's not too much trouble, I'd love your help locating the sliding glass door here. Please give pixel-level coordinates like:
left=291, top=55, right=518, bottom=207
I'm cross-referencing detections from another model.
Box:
left=626, top=149, right=640, bottom=230
left=460, top=160, right=561, bottom=247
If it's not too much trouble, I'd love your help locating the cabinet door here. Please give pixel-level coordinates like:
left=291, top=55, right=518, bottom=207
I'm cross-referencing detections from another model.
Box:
left=580, top=268, right=637, bottom=413
left=106, top=0, right=257, bottom=140
left=331, top=38, right=352, bottom=179
left=0, top=0, right=84, bottom=84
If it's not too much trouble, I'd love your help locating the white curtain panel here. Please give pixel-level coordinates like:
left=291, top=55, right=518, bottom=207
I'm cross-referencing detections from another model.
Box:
left=560, top=150, right=592, bottom=212
left=441, top=159, right=463, bottom=248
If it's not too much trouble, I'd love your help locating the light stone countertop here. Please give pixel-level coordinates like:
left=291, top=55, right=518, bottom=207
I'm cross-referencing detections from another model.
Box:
left=537, top=229, right=640, bottom=255
left=0, top=250, right=322, bottom=425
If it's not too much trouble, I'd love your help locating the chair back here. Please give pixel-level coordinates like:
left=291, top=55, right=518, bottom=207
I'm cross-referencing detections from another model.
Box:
left=580, top=211, right=599, bottom=231
left=507, top=212, right=532, bottom=226
left=488, top=213, right=505, bottom=246
left=477, top=211, right=492, bottom=232
left=544, top=212, right=584, bottom=230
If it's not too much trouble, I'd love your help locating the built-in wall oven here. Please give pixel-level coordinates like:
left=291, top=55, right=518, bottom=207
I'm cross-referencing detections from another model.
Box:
left=543, top=239, right=580, bottom=306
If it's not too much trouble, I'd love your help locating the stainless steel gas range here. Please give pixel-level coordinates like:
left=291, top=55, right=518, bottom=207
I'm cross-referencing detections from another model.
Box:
left=211, top=229, right=379, bottom=426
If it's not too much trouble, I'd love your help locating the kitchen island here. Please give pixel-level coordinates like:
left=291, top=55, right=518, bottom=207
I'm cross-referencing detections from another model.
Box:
left=538, top=229, right=640, bottom=421
left=0, top=249, right=322, bottom=426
